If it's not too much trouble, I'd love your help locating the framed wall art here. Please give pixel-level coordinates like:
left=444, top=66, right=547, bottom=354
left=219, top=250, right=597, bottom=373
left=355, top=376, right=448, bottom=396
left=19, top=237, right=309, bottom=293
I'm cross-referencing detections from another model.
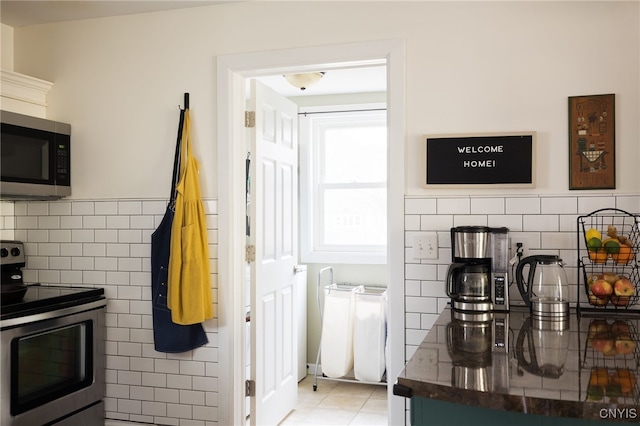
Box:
left=568, top=93, right=615, bottom=190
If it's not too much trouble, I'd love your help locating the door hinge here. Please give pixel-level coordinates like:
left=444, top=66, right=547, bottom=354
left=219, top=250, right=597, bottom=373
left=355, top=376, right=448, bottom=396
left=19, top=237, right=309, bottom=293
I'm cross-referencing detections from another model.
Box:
left=245, top=111, right=255, bottom=128
left=245, top=245, right=256, bottom=263
left=245, top=379, right=255, bottom=397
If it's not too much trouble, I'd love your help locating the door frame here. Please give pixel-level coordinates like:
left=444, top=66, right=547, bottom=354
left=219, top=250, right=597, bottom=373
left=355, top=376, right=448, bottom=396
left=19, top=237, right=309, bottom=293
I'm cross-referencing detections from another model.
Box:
left=216, top=39, right=406, bottom=426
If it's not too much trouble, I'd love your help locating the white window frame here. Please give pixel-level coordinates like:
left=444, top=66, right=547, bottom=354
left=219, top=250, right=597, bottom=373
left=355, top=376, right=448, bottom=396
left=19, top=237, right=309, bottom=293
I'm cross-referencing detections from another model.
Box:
left=299, top=103, right=387, bottom=264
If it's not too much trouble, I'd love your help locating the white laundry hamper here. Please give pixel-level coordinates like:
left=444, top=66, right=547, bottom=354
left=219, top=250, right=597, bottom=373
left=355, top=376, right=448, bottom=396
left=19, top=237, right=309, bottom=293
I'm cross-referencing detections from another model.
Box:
left=353, top=288, right=387, bottom=382
left=320, top=284, right=362, bottom=378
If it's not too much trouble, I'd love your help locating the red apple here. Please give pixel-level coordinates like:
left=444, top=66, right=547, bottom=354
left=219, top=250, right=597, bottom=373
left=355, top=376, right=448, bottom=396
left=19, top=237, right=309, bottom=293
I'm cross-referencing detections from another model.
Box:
left=614, top=338, right=636, bottom=356
left=588, top=319, right=610, bottom=337
left=603, top=272, right=620, bottom=284
left=587, top=274, right=602, bottom=287
left=588, top=293, right=609, bottom=306
left=611, top=295, right=631, bottom=306
left=614, top=277, right=634, bottom=297
left=592, top=336, right=615, bottom=355
left=591, top=279, right=613, bottom=297
left=588, top=320, right=610, bottom=346
left=610, top=320, right=631, bottom=335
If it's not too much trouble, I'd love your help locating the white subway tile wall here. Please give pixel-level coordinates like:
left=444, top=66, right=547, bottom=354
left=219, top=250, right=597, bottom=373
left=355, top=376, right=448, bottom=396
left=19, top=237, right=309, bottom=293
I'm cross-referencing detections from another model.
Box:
left=403, top=194, right=639, bottom=362
left=1, top=194, right=638, bottom=425
left=4, top=199, right=219, bottom=426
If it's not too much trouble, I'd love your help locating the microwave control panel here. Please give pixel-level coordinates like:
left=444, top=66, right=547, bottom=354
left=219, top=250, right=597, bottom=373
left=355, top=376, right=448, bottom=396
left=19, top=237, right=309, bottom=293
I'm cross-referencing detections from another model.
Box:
left=55, top=137, right=71, bottom=185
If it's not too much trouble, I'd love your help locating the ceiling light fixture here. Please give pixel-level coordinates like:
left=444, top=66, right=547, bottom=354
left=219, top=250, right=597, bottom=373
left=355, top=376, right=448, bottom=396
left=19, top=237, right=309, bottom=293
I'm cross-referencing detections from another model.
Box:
left=283, top=72, right=325, bottom=91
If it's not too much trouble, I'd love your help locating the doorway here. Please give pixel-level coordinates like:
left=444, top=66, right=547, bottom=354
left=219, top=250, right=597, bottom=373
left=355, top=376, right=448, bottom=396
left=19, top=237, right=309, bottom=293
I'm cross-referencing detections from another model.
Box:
left=252, top=70, right=387, bottom=424
left=216, top=39, right=406, bottom=426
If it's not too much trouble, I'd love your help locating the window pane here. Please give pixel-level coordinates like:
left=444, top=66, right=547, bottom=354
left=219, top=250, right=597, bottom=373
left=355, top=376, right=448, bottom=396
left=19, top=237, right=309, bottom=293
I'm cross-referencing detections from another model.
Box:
left=300, top=106, right=388, bottom=263
left=323, top=125, right=386, bottom=183
left=322, top=188, right=387, bottom=247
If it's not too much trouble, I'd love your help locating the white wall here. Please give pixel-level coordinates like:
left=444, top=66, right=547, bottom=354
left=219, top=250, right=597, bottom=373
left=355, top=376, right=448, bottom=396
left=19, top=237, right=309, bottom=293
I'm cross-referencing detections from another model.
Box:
left=7, top=2, right=640, bottom=425
left=1, top=23, right=14, bottom=70
left=13, top=2, right=639, bottom=200
left=403, top=2, right=639, bottom=196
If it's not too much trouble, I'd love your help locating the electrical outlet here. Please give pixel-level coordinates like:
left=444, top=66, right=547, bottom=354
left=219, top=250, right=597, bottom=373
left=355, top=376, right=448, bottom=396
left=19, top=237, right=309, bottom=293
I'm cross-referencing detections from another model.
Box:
left=510, top=236, right=535, bottom=263
left=414, top=232, right=438, bottom=259
left=510, top=242, right=524, bottom=265
left=423, top=348, right=438, bottom=365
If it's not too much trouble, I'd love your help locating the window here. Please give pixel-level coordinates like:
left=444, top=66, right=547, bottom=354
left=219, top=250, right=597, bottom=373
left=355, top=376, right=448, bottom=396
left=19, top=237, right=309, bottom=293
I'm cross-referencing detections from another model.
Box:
left=300, top=105, right=387, bottom=264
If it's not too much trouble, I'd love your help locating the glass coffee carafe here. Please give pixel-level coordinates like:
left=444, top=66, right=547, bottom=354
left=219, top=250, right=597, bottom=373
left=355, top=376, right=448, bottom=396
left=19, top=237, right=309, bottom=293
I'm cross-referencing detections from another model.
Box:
left=516, top=255, right=570, bottom=318
left=446, top=263, right=492, bottom=314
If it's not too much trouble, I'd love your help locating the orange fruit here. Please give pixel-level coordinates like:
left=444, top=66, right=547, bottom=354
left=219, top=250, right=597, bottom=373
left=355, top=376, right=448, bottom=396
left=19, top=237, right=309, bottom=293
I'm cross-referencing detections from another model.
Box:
left=589, top=367, right=609, bottom=387
left=589, top=249, right=609, bottom=263
left=612, top=244, right=634, bottom=265
left=610, top=369, right=636, bottom=394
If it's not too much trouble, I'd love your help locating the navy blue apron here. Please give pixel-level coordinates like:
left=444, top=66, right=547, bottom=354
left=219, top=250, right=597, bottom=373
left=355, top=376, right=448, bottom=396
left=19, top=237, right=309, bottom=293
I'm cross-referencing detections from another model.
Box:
left=151, top=98, right=208, bottom=353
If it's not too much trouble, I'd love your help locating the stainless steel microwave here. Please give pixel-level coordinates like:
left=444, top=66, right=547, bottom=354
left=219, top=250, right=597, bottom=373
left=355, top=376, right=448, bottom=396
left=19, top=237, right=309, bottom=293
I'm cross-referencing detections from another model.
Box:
left=0, top=110, right=71, bottom=200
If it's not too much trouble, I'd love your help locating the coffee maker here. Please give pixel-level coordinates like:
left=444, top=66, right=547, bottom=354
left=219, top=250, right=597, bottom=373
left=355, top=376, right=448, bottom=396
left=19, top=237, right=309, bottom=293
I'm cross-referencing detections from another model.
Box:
left=446, top=310, right=511, bottom=392
left=446, top=226, right=510, bottom=315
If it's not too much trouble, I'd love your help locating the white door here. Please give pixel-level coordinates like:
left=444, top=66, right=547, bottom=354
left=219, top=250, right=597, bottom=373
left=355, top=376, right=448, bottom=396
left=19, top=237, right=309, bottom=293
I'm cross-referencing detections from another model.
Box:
left=249, top=79, right=299, bottom=426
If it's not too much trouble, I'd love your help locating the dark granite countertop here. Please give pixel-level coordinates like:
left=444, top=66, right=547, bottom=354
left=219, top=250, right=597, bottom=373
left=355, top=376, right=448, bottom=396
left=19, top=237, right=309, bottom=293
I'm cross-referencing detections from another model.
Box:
left=395, top=307, right=640, bottom=422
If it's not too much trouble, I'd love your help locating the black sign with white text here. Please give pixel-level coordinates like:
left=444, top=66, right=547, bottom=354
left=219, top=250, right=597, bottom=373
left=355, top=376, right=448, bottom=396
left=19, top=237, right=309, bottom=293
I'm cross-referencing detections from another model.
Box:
left=425, top=134, right=534, bottom=186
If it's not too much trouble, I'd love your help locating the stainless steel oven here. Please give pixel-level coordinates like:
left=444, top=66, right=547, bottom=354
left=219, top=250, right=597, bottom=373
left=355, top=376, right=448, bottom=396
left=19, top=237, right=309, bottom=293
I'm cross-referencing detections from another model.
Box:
left=1, top=242, right=106, bottom=426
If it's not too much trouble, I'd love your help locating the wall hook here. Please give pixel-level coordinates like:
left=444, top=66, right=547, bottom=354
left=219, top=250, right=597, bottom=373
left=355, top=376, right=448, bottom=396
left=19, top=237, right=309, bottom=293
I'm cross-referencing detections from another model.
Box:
left=180, top=93, right=190, bottom=110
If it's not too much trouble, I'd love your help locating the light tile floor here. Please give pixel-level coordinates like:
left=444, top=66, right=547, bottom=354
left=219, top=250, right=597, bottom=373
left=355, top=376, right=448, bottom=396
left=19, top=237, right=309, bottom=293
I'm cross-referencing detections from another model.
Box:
left=280, top=376, right=388, bottom=425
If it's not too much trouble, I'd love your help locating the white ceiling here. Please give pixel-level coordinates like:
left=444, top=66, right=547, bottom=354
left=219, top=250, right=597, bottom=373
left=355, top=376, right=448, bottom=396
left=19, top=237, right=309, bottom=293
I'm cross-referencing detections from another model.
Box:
left=0, top=1, right=227, bottom=27
left=256, top=67, right=387, bottom=98
left=0, top=0, right=386, bottom=97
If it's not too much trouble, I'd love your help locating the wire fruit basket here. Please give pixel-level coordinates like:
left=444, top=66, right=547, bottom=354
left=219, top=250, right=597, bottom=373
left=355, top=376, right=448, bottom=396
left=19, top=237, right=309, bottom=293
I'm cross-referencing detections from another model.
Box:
left=581, top=318, right=639, bottom=404
left=577, top=208, right=640, bottom=315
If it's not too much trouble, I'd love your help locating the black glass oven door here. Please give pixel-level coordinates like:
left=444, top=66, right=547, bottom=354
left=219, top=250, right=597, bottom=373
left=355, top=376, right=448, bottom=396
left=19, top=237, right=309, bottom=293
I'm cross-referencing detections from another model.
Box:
left=10, top=320, right=94, bottom=415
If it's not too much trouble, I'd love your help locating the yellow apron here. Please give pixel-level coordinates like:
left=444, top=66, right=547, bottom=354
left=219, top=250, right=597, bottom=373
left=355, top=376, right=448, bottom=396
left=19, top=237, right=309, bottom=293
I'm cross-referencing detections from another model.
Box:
left=168, top=110, right=214, bottom=325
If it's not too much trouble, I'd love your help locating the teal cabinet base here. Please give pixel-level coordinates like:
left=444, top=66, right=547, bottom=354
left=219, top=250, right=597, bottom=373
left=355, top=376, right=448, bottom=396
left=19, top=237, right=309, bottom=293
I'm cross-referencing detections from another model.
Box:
left=410, top=397, right=622, bottom=426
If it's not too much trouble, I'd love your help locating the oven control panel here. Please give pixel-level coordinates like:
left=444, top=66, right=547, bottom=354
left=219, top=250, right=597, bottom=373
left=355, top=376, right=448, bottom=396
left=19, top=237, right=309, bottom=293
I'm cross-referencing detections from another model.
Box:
left=0, top=240, right=25, bottom=266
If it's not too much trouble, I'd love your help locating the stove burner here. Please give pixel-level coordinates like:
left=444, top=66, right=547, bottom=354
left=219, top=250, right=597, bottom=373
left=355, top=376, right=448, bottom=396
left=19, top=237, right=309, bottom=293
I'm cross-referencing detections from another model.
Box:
left=0, top=241, right=105, bottom=318
left=1, top=284, right=105, bottom=323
